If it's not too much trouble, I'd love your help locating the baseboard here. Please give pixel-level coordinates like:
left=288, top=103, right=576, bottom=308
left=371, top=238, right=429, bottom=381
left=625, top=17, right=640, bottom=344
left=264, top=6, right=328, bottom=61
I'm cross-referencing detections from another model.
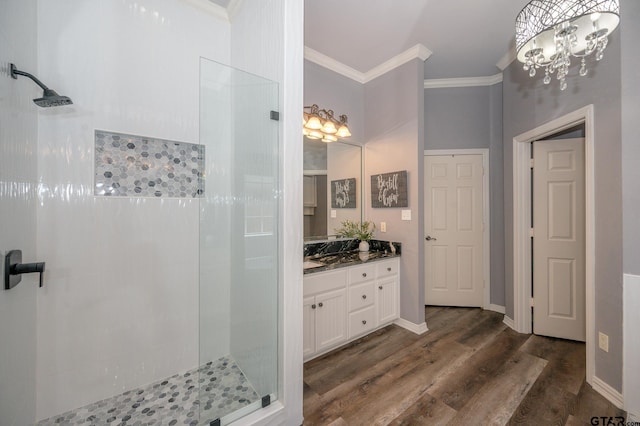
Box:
left=394, top=318, right=428, bottom=335
left=503, top=315, right=515, bottom=330
left=486, top=304, right=506, bottom=314
left=591, top=375, right=624, bottom=409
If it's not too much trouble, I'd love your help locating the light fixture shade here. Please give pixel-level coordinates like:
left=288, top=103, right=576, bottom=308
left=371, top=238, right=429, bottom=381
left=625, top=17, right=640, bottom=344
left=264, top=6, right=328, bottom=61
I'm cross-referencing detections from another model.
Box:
left=321, top=134, right=338, bottom=143
left=516, top=0, right=620, bottom=63
left=305, top=115, right=322, bottom=130
left=321, top=120, right=337, bottom=134
left=306, top=130, right=323, bottom=140
left=336, top=124, right=351, bottom=138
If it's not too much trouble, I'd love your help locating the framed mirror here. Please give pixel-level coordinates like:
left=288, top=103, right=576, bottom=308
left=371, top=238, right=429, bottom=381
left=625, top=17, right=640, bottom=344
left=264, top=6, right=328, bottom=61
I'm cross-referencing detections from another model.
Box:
left=303, top=139, right=362, bottom=241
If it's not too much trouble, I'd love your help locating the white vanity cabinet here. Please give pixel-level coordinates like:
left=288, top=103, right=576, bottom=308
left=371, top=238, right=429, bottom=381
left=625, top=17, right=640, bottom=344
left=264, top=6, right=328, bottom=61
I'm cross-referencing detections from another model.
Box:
left=304, top=257, right=400, bottom=361
left=376, top=260, right=399, bottom=324
left=303, top=269, right=348, bottom=358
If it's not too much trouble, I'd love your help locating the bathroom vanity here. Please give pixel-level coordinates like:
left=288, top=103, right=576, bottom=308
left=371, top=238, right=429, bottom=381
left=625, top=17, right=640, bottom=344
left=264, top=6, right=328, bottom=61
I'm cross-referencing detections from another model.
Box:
left=303, top=251, right=400, bottom=361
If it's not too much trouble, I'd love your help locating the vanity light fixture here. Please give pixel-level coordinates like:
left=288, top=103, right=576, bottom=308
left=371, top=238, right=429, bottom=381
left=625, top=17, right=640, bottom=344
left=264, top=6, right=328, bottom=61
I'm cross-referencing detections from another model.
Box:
left=303, top=104, right=351, bottom=143
left=515, top=0, right=619, bottom=91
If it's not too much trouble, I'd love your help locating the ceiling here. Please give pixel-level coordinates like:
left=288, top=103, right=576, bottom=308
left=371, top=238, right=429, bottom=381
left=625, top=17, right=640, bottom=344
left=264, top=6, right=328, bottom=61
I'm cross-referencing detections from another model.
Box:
left=305, top=0, right=531, bottom=79
left=207, top=0, right=531, bottom=79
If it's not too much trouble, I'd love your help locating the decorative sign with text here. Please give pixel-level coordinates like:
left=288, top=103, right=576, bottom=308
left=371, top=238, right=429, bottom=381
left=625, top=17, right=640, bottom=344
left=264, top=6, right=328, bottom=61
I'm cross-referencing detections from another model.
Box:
left=371, top=170, right=408, bottom=208
left=331, top=178, right=356, bottom=208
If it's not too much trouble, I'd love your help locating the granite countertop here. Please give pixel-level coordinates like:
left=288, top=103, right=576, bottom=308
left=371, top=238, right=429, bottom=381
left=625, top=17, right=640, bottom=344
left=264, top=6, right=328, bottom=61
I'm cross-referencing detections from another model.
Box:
left=303, top=249, right=400, bottom=275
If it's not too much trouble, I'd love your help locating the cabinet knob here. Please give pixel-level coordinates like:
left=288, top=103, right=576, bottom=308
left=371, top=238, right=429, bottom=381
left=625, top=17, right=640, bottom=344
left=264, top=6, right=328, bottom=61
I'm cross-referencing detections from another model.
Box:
left=387, top=267, right=392, bottom=272
left=362, top=273, right=367, bottom=277
left=362, top=320, right=367, bottom=325
left=318, top=302, right=323, bottom=308
left=379, top=285, right=383, bottom=290
left=362, top=294, right=367, bottom=299
left=311, top=304, right=316, bottom=309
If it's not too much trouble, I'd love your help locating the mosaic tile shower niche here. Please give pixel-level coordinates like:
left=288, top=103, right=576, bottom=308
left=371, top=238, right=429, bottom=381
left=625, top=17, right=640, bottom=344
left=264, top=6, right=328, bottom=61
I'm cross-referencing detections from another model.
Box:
left=94, top=130, right=205, bottom=198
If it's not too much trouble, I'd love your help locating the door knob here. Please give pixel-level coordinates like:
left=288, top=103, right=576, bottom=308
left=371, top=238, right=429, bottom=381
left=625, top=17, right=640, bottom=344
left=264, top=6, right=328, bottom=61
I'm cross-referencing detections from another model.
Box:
left=425, top=235, right=437, bottom=241
left=4, top=250, right=46, bottom=290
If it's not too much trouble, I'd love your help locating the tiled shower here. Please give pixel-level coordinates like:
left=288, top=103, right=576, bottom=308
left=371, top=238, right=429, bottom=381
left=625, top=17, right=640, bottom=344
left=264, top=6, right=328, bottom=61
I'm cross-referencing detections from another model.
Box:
left=1, top=1, right=281, bottom=425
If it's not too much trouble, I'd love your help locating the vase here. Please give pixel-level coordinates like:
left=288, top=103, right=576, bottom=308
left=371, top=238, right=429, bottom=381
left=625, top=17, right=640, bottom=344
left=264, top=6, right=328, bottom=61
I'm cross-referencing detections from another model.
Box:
left=358, top=240, right=369, bottom=252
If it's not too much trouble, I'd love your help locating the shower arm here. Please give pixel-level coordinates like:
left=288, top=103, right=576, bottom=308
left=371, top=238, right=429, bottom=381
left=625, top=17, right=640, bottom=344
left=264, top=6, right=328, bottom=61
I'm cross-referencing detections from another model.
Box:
left=10, top=63, right=51, bottom=91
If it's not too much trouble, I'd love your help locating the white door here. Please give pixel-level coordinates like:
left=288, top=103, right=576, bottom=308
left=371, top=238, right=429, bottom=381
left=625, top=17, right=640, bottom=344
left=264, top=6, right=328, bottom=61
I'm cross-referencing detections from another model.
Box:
left=424, top=154, right=484, bottom=307
left=376, top=278, right=398, bottom=324
left=315, top=288, right=347, bottom=352
left=303, top=296, right=316, bottom=358
left=533, top=138, right=586, bottom=341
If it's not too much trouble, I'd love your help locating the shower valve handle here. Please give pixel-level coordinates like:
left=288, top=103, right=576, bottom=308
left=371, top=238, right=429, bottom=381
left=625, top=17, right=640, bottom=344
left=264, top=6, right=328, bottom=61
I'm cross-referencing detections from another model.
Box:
left=4, top=250, right=46, bottom=290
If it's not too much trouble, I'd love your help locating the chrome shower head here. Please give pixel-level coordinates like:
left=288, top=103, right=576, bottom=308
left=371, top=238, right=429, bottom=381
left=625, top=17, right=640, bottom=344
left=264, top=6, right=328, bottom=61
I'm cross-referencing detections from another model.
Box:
left=10, top=63, right=73, bottom=108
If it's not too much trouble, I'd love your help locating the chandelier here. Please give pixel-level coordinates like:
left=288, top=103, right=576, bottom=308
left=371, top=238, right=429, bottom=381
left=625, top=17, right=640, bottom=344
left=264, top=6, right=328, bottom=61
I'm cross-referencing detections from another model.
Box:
left=516, top=0, right=620, bottom=90
left=303, top=104, right=351, bottom=143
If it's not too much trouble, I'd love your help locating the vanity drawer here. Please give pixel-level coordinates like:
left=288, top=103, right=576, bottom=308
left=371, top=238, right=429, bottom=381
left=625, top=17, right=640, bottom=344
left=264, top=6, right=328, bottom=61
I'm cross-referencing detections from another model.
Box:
left=376, top=259, right=399, bottom=278
left=348, top=306, right=376, bottom=339
left=349, top=264, right=376, bottom=284
left=348, top=281, right=375, bottom=312
left=304, top=269, right=347, bottom=296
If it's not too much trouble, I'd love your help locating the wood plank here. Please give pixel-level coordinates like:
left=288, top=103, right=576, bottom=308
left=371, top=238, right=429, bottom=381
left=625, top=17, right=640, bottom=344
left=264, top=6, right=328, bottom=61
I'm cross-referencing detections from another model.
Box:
left=305, top=307, right=483, bottom=396
left=448, top=350, right=548, bottom=425
left=519, top=334, right=585, bottom=395
left=507, top=363, right=576, bottom=425
left=302, top=307, right=625, bottom=425
left=571, top=381, right=626, bottom=424
left=455, top=310, right=507, bottom=349
left=387, top=391, right=457, bottom=426
left=428, top=328, right=530, bottom=410
left=305, top=334, right=473, bottom=425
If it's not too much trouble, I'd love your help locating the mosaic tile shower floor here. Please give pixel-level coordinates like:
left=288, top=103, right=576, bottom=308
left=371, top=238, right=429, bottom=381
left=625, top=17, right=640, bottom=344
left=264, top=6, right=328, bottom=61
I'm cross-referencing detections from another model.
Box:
left=36, top=356, right=260, bottom=426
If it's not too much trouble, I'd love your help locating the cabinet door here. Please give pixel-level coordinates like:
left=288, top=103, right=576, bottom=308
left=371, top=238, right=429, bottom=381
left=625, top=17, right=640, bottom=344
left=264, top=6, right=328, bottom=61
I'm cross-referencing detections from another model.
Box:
left=315, top=288, right=347, bottom=352
left=303, top=296, right=317, bottom=358
left=377, top=278, right=398, bottom=325
left=303, top=175, right=317, bottom=207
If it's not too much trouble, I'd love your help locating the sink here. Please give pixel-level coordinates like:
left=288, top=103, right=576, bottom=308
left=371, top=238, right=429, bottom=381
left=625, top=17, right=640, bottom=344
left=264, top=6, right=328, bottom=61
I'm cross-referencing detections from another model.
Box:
left=303, top=260, right=324, bottom=270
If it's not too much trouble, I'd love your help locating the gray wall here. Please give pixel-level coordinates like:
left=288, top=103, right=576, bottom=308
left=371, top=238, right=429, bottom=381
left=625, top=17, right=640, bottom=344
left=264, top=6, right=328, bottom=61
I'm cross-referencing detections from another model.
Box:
left=304, top=60, right=365, bottom=143
left=424, top=84, right=505, bottom=307
left=503, top=33, right=623, bottom=391
left=365, top=59, right=425, bottom=325
left=622, top=0, right=640, bottom=275
left=425, top=86, right=491, bottom=149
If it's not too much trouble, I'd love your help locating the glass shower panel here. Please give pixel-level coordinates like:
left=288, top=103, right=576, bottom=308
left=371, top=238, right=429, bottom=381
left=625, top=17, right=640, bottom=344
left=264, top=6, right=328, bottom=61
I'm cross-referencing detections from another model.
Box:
left=199, top=58, right=279, bottom=425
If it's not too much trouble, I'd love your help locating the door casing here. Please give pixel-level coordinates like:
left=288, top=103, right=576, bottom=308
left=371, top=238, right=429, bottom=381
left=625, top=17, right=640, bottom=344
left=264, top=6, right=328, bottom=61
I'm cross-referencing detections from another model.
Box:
left=511, top=105, right=595, bottom=386
left=424, top=148, right=491, bottom=310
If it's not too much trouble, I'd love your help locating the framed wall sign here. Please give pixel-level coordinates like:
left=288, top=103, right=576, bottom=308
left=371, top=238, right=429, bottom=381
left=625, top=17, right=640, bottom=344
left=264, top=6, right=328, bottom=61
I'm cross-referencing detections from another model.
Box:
left=331, top=177, right=356, bottom=208
left=371, top=170, right=408, bottom=208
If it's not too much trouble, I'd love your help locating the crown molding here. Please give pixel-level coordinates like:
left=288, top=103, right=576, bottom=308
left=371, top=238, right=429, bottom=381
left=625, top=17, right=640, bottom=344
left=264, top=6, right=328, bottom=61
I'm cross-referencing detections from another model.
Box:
left=497, top=48, right=516, bottom=71
left=179, top=0, right=229, bottom=21
left=424, top=73, right=503, bottom=89
left=363, top=44, right=432, bottom=83
left=226, top=0, right=243, bottom=21
left=304, top=44, right=432, bottom=84
left=304, top=47, right=367, bottom=83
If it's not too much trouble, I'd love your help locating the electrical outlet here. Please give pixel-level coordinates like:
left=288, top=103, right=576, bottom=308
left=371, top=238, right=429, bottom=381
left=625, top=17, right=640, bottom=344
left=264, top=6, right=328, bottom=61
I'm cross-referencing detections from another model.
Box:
left=380, top=222, right=387, bottom=232
left=598, top=332, right=609, bottom=352
left=401, top=210, right=411, bottom=221
left=330, top=210, right=337, bottom=218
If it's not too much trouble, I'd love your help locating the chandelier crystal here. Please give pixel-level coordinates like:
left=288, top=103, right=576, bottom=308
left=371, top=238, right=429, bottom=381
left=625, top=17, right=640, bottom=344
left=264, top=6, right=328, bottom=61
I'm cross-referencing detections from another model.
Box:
left=516, top=0, right=620, bottom=90
left=303, top=104, right=351, bottom=143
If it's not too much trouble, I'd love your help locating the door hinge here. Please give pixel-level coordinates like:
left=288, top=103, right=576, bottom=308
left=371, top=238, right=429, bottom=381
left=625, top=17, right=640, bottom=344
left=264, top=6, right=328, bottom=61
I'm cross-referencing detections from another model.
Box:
left=530, top=158, right=535, bottom=169
left=529, top=228, right=534, bottom=237
left=530, top=298, right=535, bottom=307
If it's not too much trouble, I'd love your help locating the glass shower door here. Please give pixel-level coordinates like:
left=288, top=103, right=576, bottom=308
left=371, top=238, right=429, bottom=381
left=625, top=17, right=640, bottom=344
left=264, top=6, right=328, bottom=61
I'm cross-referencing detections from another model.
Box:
left=198, top=58, right=279, bottom=425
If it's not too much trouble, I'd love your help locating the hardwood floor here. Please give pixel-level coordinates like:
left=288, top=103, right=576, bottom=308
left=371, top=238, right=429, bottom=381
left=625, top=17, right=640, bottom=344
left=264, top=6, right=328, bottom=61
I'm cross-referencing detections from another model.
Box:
left=303, top=307, right=625, bottom=425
